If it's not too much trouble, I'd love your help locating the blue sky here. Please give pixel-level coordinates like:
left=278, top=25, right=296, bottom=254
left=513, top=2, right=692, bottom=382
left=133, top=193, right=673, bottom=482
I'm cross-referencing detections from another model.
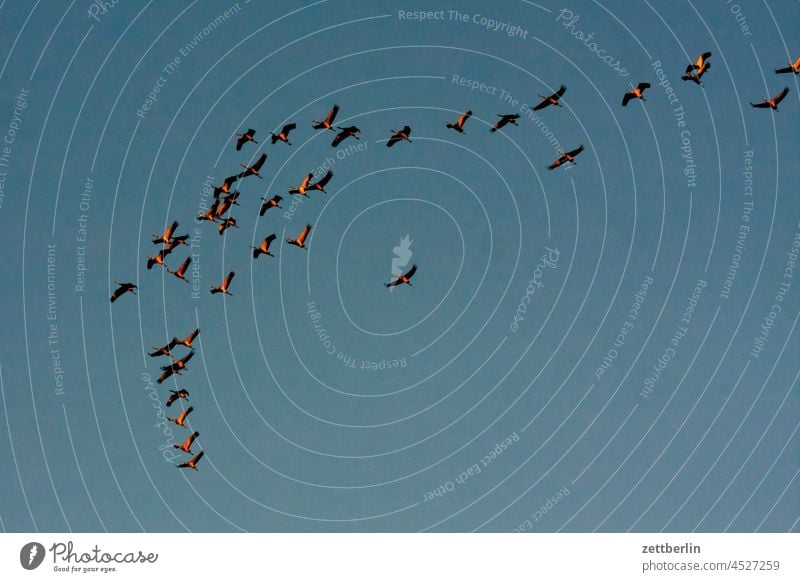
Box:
left=0, top=0, right=797, bottom=532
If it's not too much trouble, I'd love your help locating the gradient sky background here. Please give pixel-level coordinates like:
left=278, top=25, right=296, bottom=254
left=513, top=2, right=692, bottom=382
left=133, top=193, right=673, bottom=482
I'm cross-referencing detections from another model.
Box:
left=0, top=0, right=798, bottom=532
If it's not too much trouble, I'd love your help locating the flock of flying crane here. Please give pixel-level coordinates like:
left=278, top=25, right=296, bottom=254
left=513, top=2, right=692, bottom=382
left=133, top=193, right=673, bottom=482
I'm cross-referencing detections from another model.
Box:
left=106, top=49, right=799, bottom=472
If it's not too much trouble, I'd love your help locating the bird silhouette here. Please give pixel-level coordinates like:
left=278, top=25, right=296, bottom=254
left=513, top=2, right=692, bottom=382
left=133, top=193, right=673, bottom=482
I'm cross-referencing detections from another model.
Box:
left=174, top=431, right=200, bottom=454
left=313, top=104, right=339, bottom=130
left=331, top=126, right=360, bottom=147
left=532, top=85, right=566, bottom=110
left=238, top=153, right=267, bottom=179
left=386, top=126, right=412, bottom=147
left=177, top=450, right=204, bottom=471
left=165, top=389, right=189, bottom=407
left=210, top=271, right=235, bottom=295
left=197, top=199, right=221, bottom=223
left=259, top=195, right=282, bottom=216
left=167, top=405, right=193, bottom=427
left=775, top=57, right=800, bottom=75
left=446, top=110, right=471, bottom=133
left=146, top=249, right=170, bottom=270
left=286, top=224, right=311, bottom=249
left=171, top=328, right=200, bottom=350
left=289, top=173, right=314, bottom=197
left=548, top=145, right=584, bottom=170
left=235, top=128, right=257, bottom=151
left=213, top=175, right=238, bottom=198
left=158, top=351, right=194, bottom=384
left=152, top=220, right=186, bottom=245
left=149, top=342, right=173, bottom=358
left=270, top=123, right=296, bottom=145
left=252, top=234, right=277, bottom=258
left=308, top=170, right=333, bottom=193
left=622, top=82, right=651, bottom=106
left=110, top=282, right=137, bottom=303
left=166, top=256, right=192, bottom=283
left=751, top=87, right=789, bottom=111
left=490, top=114, right=520, bottom=132
left=386, top=264, right=417, bottom=287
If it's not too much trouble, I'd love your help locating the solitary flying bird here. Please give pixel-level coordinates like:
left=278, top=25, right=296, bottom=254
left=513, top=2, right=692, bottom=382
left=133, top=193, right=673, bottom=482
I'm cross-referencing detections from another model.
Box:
left=386, top=126, right=412, bottom=147
left=532, top=85, right=566, bottom=110
left=235, top=128, right=257, bottom=150
left=259, top=194, right=282, bottom=216
left=165, top=389, right=189, bottom=407
left=271, top=123, right=297, bottom=145
left=386, top=264, right=417, bottom=287
left=167, top=405, right=193, bottom=427
left=313, top=104, right=340, bottom=130
left=490, top=114, right=520, bottom=132
left=548, top=145, right=584, bottom=170
left=331, top=126, right=360, bottom=147
left=177, top=451, right=204, bottom=471
left=286, top=224, right=312, bottom=249
left=210, top=271, right=235, bottom=295
left=775, top=57, right=800, bottom=75
left=252, top=234, right=277, bottom=258
left=174, top=431, right=200, bottom=454
left=446, top=110, right=471, bottom=133
left=622, top=83, right=651, bottom=106
left=751, top=87, right=789, bottom=111
left=110, top=282, right=137, bottom=303
left=166, top=257, right=192, bottom=283
left=239, top=153, right=267, bottom=179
